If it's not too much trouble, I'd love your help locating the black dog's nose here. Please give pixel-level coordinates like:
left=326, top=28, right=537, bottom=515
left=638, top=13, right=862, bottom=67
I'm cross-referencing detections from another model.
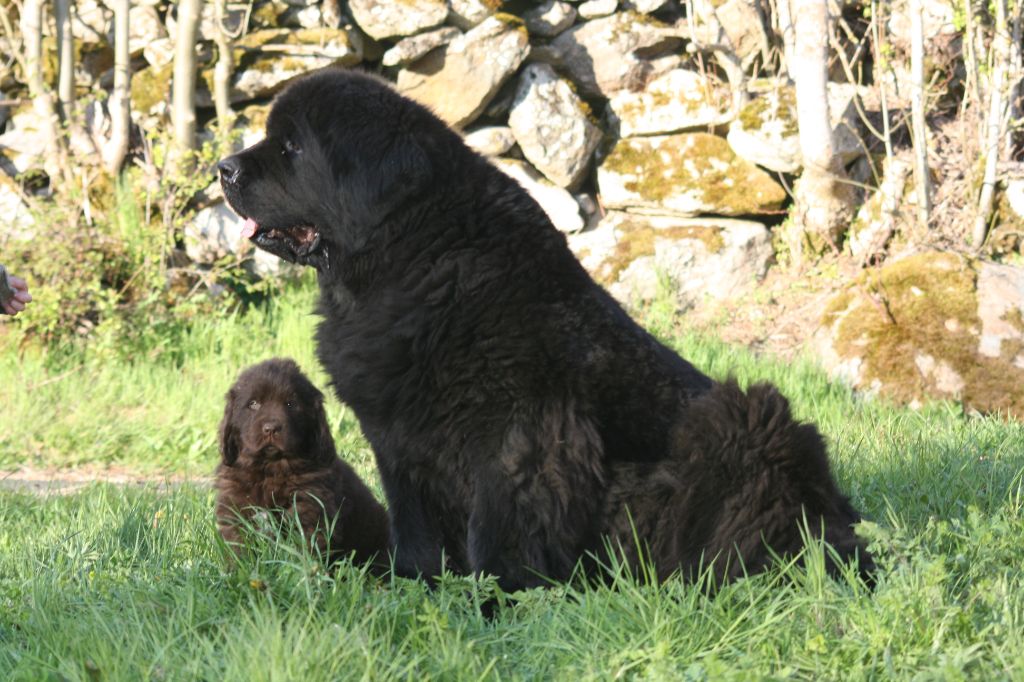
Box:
left=262, top=420, right=282, bottom=436
left=218, top=157, right=242, bottom=184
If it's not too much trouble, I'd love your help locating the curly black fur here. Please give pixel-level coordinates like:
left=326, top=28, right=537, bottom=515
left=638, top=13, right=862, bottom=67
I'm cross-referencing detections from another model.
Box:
left=219, top=68, right=873, bottom=591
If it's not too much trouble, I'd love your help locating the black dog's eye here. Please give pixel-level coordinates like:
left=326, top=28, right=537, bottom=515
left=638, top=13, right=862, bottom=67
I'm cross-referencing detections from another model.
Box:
left=248, top=400, right=261, bottom=411
left=282, top=139, right=301, bottom=156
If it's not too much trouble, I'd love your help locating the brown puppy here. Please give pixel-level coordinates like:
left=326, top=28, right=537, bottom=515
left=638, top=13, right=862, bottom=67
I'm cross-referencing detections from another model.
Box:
left=215, top=358, right=389, bottom=570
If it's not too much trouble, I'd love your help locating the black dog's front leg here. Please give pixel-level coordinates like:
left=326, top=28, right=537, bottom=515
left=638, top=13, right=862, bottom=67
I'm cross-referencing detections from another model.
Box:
left=382, top=474, right=446, bottom=582
left=467, top=412, right=606, bottom=594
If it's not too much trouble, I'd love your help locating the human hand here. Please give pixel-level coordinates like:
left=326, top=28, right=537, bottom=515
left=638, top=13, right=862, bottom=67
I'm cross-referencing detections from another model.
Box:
left=1, top=272, right=32, bottom=316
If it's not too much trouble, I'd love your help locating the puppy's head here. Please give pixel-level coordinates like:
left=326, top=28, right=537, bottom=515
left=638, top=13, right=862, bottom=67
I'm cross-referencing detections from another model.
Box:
left=219, top=358, right=333, bottom=467
left=217, top=67, right=453, bottom=273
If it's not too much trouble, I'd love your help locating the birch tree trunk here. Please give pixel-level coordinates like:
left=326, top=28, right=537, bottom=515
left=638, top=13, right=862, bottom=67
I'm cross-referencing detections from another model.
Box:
left=172, top=0, right=203, bottom=168
left=212, top=0, right=236, bottom=149
left=54, top=0, right=75, bottom=118
left=786, top=0, right=855, bottom=263
left=20, top=0, right=69, bottom=185
left=104, top=0, right=132, bottom=175
left=973, top=0, right=1010, bottom=249
left=909, top=0, right=931, bottom=227
left=775, top=0, right=796, bottom=78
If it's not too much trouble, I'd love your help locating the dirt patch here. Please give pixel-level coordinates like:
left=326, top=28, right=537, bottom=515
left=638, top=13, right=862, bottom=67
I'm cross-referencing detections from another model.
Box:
left=0, top=465, right=212, bottom=496
left=679, top=252, right=853, bottom=359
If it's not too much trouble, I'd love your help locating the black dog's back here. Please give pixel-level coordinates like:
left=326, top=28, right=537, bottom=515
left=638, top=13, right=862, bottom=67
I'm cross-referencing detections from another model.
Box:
left=605, top=380, right=874, bottom=584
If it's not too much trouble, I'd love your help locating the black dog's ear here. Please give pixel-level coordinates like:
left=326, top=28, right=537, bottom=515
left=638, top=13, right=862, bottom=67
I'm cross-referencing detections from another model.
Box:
left=377, top=134, right=431, bottom=210
left=343, top=133, right=432, bottom=227
left=219, top=389, right=241, bottom=466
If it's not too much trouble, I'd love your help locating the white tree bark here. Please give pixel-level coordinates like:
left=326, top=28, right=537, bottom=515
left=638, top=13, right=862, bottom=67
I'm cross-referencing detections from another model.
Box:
left=909, top=0, right=931, bottom=226
left=212, top=0, right=236, bottom=149
left=104, top=0, right=131, bottom=175
left=172, top=0, right=203, bottom=164
left=20, top=0, right=68, bottom=184
left=54, top=0, right=75, bottom=117
left=787, top=0, right=855, bottom=262
left=974, top=0, right=1011, bottom=249
left=775, top=0, right=796, bottom=78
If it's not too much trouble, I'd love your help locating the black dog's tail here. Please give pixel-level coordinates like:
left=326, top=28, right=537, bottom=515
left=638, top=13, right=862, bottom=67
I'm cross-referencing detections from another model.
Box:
left=673, top=379, right=875, bottom=585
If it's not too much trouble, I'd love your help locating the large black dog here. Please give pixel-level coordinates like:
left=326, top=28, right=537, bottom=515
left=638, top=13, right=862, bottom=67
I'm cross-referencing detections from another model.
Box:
left=219, top=68, right=873, bottom=591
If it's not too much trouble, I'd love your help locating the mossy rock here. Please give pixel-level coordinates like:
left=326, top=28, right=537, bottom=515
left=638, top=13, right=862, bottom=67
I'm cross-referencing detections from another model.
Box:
left=728, top=83, right=866, bottom=174
left=130, top=65, right=172, bottom=117
left=597, top=133, right=786, bottom=217
left=987, top=185, right=1024, bottom=258
left=42, top=37, right=115, bottom=89
left=818, top=252, right=1024, bottom=418
left=200, top=28, right=364, bottom=105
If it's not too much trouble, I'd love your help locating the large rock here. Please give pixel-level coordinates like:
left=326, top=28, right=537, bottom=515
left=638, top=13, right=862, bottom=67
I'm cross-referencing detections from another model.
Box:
left=0, top=110, right=50, bottom=176
left=127, top=5, right=167, bottom=57
left=167, top=1, right=249, bottom=42
left=578, top=0, right=618, bottom=19
left=727, top=83, right=866, bottom=173
left=848, top=156, right=912, bottom=265
left=508, top=64, right=600, bottom=190
left=447, top=0, right=502, bottom=29
left=184, top=201, right=299, bottom=279
left=815, top=253, right=1024, bottom=417
left=568, top=212, right=773, bottom=307
left=463, top=126, right=516, bottom=156
left=692, top=0, right=769, bottom=68
left=382, top=27, right=461, bottom=67
left=624, top=0, right=671, bottom=13
left=348, top=0, right=448, bottom=40
left=281, top=4, right=326, bottom=29
left=598, top=133, right=786, bottom=217
left=606, top=68, right=732, bottom=137
left=988, top=180, right=1024, bottom=257
left=522, top=1, right=577, bottom=37
left=205, top=28, right=364, bottom=105
left=493, top=159, right=584, bottom=233
left=185, top=202, right=248, bottom=265
left=0, top=174, right=35, bottom=242
left=143, top=38, right=175, bottom=69
left=70, top=0, right=112, bottom=44
left=397, top=16, right=530, bottom=129
left=548, top=12, right=683, bottom=98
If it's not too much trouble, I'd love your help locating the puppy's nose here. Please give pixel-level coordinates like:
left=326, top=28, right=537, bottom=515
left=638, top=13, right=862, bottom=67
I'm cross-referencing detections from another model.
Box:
left=262, top=420, right=282, bottom=436
left=218, top=157, right=242, bottom=184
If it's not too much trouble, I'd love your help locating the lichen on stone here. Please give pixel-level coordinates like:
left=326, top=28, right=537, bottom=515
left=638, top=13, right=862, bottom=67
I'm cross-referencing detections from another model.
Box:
left=823, top=252, right=1024, bottom=417
left=603, top=218, right=725, bottom=283
left=736, top=87, right=797, bottom=136
left=130, top=65, right=172, bottom=115
left=602, top=133, right=786, bottom=215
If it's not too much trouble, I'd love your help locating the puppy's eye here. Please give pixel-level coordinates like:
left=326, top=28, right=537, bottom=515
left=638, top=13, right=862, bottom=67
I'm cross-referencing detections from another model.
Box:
left=282, top=139, right=301, bottom=156
left=248, top=400, right=261, bottom=411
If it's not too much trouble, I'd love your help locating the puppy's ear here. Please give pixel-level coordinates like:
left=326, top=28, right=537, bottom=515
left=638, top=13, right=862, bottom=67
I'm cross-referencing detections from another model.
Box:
left=219, top=389, right=241, bottom=466
left=313, top=392, right=336, bottom=463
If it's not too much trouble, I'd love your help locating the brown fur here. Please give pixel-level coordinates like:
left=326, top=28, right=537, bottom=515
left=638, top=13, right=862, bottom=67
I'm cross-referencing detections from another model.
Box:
left=215, top=358, right=389, bottom=569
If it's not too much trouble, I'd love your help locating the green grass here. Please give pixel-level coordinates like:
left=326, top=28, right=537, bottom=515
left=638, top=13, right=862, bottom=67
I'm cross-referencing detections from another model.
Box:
left=2, top=279, right=1024, bottom=678
left=0, top=273, right=373, bottom=477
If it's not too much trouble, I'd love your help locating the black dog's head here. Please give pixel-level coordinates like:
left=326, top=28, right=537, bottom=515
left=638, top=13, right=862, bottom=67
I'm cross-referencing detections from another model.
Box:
left=219, top=358, right=333, bottom=467
left=218, top=68, right=455, bottom=273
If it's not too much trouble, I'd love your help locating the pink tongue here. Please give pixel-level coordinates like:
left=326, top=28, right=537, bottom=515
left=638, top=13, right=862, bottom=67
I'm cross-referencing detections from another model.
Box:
left=241, top=218, right=259, bottom=239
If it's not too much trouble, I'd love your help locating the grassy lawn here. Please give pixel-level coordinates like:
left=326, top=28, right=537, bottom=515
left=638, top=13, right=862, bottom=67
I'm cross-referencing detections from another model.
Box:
left=2, top=279, right=1024, bottom=679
